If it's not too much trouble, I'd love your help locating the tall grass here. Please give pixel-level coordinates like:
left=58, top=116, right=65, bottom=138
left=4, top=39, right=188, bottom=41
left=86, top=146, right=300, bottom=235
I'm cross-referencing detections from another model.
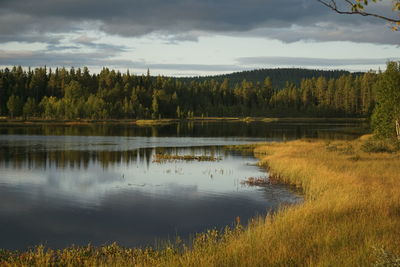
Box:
left=1, top=137, right=399, bottom=266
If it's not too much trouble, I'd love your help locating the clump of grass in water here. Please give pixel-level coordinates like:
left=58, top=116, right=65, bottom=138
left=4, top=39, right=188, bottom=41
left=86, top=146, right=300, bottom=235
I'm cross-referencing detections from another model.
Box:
left=153, top=154, right=221, bottom=163
left=135, top=119, right=176, bottom=126
left=241, top=176, right=270, bottom=186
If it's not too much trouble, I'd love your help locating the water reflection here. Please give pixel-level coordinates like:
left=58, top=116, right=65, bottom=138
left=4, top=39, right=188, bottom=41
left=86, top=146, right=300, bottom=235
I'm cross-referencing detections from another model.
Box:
left=0, top=183, right=299, bottom=250
left=0, top=121, right=367, bottom=250
left=0, top=121, right=368, bottom=139
left=0, top=146, right=150, bottom=170
left=0, top=145, right=302, bottom=250
left=0, top=144, right=254, bottom=170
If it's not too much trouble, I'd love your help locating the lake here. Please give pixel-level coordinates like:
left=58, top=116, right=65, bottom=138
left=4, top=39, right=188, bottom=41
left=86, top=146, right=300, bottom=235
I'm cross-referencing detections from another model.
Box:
left=0, top=121, right=368, bottom=250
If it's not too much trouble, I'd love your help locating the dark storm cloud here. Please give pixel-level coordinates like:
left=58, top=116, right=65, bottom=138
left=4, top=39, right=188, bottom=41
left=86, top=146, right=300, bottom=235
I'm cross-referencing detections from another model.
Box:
left=1, top=0, right=396, bottom=44
left=1, top=0, right=323, bottom=31
left=0, top=9, right=77, bottom=44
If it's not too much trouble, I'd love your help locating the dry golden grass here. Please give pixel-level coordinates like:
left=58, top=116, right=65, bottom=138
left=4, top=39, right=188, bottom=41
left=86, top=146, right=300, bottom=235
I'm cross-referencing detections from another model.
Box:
left=2, top=137, right=400, bottom=266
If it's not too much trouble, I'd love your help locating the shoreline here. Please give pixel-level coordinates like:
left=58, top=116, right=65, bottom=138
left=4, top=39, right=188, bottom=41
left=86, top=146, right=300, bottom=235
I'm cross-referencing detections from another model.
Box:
left=1, top=136, right=398, bottom=266
left=0, top=116, right=368, bottom=126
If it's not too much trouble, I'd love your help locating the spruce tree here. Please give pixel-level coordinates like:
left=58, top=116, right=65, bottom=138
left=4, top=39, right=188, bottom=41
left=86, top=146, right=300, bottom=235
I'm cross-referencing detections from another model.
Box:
left=371, top=62, right=400, bottom=139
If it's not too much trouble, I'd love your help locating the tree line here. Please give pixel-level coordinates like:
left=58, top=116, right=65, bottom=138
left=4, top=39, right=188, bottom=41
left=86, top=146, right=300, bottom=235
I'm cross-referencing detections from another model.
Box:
left=0, top=66, right=378, bottom=120
left=177, top=68, right=353, bottom=90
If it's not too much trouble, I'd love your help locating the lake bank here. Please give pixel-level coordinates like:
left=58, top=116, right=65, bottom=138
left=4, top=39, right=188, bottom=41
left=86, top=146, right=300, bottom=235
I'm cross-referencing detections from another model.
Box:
left=0, top=116, right=367, bottom=126
left=1, top=136, right=399, bottom=266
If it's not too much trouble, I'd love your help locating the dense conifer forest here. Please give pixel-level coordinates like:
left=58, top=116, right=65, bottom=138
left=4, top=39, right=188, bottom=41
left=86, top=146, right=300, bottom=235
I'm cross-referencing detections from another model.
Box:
left=177, top=68, right=355, bottom=89
left=0, top=66, right=377, bottom=119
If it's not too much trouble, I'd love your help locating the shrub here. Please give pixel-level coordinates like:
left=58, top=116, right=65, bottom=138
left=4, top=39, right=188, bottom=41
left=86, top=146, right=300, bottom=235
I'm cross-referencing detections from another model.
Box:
left=361, top=138, right=400, bottom=153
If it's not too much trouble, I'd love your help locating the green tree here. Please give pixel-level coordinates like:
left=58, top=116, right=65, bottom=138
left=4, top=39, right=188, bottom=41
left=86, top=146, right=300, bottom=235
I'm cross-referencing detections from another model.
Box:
left=39, top=96, right=59, bottom=119
left=371, top=62, right=400, bottom=139
left=360, top=72, right=377, bottom=115
left=7, top=95, right=22, bottom=118
left=23, top=97, right=38, bottom=118
left=262, top=77, right=274, bottom=105
left=301, top=79, right=313, bottom=110
left=85, top=94, right=107, bottom=119
left=29, top=67, right=48, bottom=102
left=122, top=97, right=134, bottom=118
left=64, top=80, right=85, bottom=100
left=151, top=92, right=159, bottom=119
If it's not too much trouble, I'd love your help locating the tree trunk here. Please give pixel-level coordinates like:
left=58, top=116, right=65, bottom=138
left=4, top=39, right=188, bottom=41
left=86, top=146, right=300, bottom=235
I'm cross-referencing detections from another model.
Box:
left=396, top=119, right=400, bottom=140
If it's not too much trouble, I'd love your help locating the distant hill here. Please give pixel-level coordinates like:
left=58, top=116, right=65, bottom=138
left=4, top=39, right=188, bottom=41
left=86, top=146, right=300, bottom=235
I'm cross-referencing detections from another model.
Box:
left=176, top=68, right=358, bottom=89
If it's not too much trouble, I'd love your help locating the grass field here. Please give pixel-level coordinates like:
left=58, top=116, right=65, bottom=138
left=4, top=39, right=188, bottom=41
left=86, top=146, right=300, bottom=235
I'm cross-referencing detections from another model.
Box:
left=1, top=136, right=399, bottom=266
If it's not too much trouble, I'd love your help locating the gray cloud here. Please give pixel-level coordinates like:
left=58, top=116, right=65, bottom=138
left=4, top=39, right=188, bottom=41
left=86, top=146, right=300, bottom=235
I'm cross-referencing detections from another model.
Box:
left=0, top=49, right=244, bottom=73
left=242, top=22, right=400, bottom=45
left=1, top=0, right=398, bottom=45
left=72, top=37, right=129, bottom=53
left=0, top=48, right=394, bottom=74
left=237, top=56, right=400, bottom=66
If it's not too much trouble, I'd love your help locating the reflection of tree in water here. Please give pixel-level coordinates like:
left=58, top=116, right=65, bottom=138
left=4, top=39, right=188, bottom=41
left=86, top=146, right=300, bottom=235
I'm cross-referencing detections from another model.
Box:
left=0, top=146, right=232, bottom=170
left=0, top=147, right=156, bottom=170
left=0, top=121, right=367, bottom=139
left=154, top=146, right=224, bottom=160
left=0, top=122, right=368, bottom=170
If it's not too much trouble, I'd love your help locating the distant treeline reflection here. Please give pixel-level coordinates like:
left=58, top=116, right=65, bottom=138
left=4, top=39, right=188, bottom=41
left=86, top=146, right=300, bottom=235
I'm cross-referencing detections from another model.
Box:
left=1, top=127, right=363, bottom=170
left=0, top=121, right=366, bottom=138
left=0, top=146, right=230, bottom=170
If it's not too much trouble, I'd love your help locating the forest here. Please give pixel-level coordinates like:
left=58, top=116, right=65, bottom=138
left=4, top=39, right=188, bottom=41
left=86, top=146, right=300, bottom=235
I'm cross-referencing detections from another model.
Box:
left=177, top=68, right=354, bottom=89
left=0, top=66, right=377, bottom=120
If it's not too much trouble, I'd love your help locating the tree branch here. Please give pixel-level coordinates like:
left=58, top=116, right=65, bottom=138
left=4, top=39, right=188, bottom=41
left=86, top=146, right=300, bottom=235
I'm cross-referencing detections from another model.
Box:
left=317, top=0, right=400, bottom=23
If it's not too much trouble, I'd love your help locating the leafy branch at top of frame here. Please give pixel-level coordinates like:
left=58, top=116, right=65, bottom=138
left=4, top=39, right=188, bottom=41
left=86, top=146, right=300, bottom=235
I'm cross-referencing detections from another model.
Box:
left=317, top=0, right=400, bottom=29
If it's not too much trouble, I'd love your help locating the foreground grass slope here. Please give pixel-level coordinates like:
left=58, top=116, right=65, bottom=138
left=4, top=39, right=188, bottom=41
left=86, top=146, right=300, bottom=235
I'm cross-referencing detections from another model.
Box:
left=1, top=137, right=399, bottom=266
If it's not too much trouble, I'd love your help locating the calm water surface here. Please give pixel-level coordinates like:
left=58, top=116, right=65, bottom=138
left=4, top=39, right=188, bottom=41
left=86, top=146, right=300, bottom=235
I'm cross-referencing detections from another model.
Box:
left=0, top=121, right=368, bottom=250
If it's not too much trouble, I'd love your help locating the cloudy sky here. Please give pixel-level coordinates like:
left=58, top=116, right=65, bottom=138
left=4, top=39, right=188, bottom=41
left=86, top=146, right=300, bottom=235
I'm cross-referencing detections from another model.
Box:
left=0, top=0, right=399, bottom=76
